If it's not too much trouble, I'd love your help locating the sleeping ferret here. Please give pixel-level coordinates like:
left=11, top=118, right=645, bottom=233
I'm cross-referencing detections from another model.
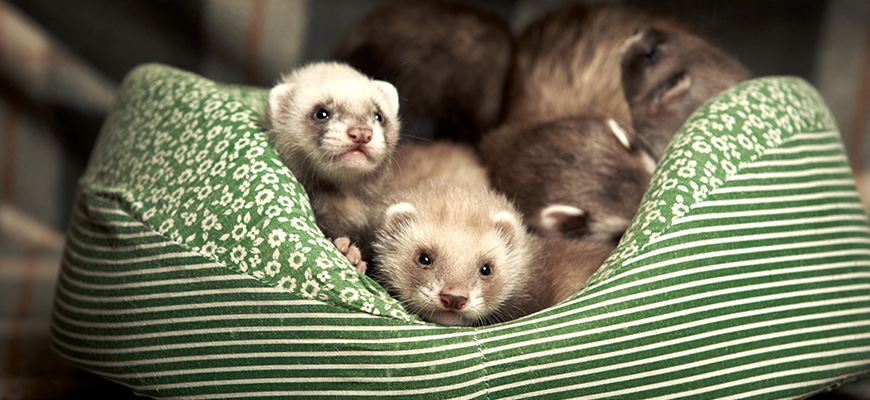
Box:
left=621, top=27, right=752, bottom=158
left=503, top=3, right=689, bottom=126
left=480, top=116, right=656, bottom=245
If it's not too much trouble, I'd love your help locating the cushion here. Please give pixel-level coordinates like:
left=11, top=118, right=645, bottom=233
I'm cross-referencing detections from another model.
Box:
left=51, top=63, right=870, bottom=399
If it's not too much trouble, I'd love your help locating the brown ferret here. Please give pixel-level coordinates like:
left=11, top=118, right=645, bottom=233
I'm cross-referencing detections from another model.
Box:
left=504, top=4, right=688, bottom=125
left=333, top=0, right=514, bottom=144
left=372, top=180, right=612, bottom=326
left=480, top=116, right=656, bottom=245
left=263, top=61, right=401, bottom=265
left=621, top=27, right=752, bottom=159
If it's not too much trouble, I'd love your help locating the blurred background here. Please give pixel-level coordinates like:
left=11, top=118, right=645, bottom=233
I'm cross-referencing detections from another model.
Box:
left=0, top=0, right=867, bottom=398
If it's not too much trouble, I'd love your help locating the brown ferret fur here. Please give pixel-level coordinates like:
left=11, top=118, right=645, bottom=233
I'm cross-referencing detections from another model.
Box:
left=480, top=116, right=656, bottom=245
left=621, top=27, right=752, bottom=158
left=333, top=0, right=514, bottom=144
left=392, top=142, right=490, bottom=190
left=504, top=4, right=689, bottom=126
left=479, top=4, right=686, bottom=246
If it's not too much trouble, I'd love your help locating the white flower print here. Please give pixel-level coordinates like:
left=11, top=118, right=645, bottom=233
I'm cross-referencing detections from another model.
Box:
left=317, top=283, right=335, bottom=302
left=692, top=140, right=712, bottom=154
left=268, top=228, right=287, bottom=248
left=722, top=159, right=738, bottom=175
left=300, top=280, right=320, bottom=299
left=142, top=208, right=157, bottom=221
left=248, top=253, right=262, bottom=270
left=201, top=241, right=220, bottom=258
left=250, top=160, right=268, bottom=174
left=265, top=205, right=281, bottom=218
left=255, top=189, right=274, bottom=206
left=157, top=218, right=174, bottom=234
left=711, top=135, right=729, bottom=152
left=231, top=222, right=247, bottom=241
left=234, top=137, right=250, bottom=152
left=201, top=209, right=221, bottom=231
left=246, top=225, right=260, bottom=241
left=231, top=197, right=247, bottom=212
left=265, top=260, right=281, bottom=277
left=233, top=164, right=251, bottom=180
left=277, top=196, right=294, bottom=211
left=339, top=287, right=359, bottom=303
left=288, top=249, right=309, bottom=270
left=177, top=211, right=195, bottom=227
left=672, top=203, right=690, bottom=218
left=196, top=180, right=213, bottom=200
left=339, top=268, right=360, bottom=283
left=230, top=245, right=247, bottom=264
left=677, top=165, right=696, bottom=179
left=217, top=191, right=234, bottom=207
left=290, top=217, right=310, bottom=232
left=215, top=139, right=230, bottom=154
left=246, top=146, right=265, bottom=159
left=316, top=254, right=336, bottom=270
left=262, top=173, right=279, bottom=184
left=230, top=110, right=251, bottom=122
left=278, top=276, right=297, bottom=292
left=211, top=160, right=227, bottom=177
left=196, top=159, right=214, bottom=177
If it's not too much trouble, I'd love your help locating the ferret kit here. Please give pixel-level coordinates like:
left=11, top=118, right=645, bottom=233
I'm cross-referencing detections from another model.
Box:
left=260, top=1, right=753, bottom=326
left=50, top=2, right=870, bottom=399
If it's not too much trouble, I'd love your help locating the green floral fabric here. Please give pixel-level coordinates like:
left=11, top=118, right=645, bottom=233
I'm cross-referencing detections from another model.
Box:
left=84, top=64, right=416, bottom=321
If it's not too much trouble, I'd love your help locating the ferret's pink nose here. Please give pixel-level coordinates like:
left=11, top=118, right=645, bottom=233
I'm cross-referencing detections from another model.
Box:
left=440, top=293, right=468, bottom=310
left=347, top=126, right=373, bottom=144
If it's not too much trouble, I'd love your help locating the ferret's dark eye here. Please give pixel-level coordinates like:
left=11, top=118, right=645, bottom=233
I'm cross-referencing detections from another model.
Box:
left=417, top=252, right=432, bottom=266
left=644, top=45, right=659, bottom=62
left=374, top=112, right=383, bottom=123
left=313, top=108, right=330, bottom=120
left=480, top=263, right=492, bottom=276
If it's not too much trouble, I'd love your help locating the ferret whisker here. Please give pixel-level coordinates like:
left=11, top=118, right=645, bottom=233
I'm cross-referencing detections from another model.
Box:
left=402, top=134, right=436, bottom=144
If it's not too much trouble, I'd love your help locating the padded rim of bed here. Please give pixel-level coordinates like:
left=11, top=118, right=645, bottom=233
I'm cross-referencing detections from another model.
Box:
left=51, top=63, right=870, bottom=399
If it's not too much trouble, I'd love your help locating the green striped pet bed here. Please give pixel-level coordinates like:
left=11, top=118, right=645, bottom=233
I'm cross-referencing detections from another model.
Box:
left=51, top=63, right=870, bottom=399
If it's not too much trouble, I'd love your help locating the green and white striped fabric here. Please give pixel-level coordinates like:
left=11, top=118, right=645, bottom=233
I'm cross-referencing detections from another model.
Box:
left=51, top=64, right=870, bottom=399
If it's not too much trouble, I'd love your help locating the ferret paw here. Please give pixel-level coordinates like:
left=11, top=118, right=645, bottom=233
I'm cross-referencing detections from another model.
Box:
left=332, top=237, right=367, bottom=274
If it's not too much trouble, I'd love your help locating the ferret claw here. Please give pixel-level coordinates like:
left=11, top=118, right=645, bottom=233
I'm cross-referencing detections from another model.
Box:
left=332, top=237, right=367, bottom=274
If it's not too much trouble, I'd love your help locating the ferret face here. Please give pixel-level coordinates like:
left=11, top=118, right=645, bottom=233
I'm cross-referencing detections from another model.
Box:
left=266, top=62, right=401, bottom=183
left=481, top=117, right=655, bottom=246
left=534, top=118, right=656, bottom=244
left=373, top=183, right=529, bottom=326
left=620, top=27, right=751, bottom=157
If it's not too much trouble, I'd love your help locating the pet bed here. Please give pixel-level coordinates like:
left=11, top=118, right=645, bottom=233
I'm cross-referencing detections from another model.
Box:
left=50, top=64, right=870, bottom=399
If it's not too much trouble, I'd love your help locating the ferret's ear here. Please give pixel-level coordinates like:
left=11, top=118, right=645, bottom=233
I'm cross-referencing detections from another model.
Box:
left=373, top=80, right=400, bottom=115
left=268, top=82, right=295, bottom=121
left=539, top=205, right=588, bottom=237
left=650, top=73, right=692, bottom=116
left=384, top=202, right=416, bottom=232
left=493, top=211, right=524, bottom=248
